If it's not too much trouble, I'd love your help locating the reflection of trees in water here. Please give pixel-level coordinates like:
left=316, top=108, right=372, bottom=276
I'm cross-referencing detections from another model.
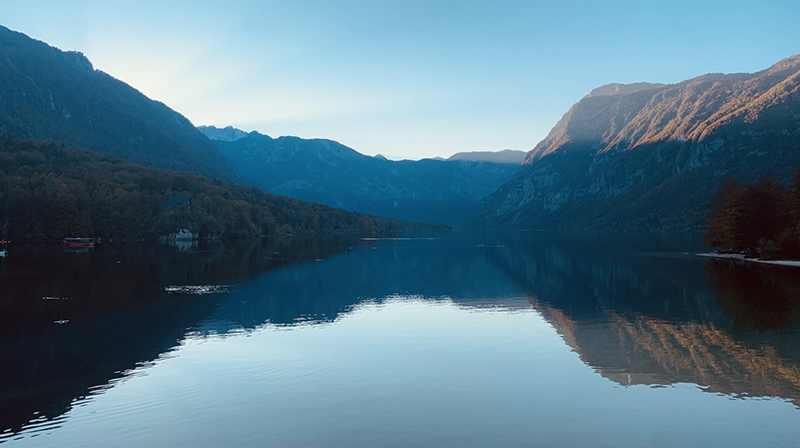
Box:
left=486, top=236, right=800, bottom=408
left=0, top=235, right=527, bottom=438
left=0, top=235, right=532, bottom=438
left=202, top=237, right=529, bottom=330
left=484, top=232, right=717, bottom=322
left=5, top=232, right=800, bottom=440
left=0, top=237, right=354, bottom=336
left=705, top=260, right=800, bottom=332
left=0, top=236, right=355, bottom=440
left=0, top=297, right=219, bottom=442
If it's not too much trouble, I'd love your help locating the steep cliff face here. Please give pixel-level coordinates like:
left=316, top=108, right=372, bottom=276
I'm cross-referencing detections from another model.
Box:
left=483, top=56, right=800, bottom=230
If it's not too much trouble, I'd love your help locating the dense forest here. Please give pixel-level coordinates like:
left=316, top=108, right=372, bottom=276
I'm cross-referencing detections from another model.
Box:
left=703, top=169, right=800, bottom=259
left=0, top=136, right=446, bottom=240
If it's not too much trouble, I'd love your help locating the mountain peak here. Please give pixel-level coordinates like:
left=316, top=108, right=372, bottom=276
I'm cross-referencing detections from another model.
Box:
left=763, top=54, right=800, bottom=75
left=527, top=55, right=800, bottom=162
left=64, top=50, right=94, bottom=72
left=484, top=54, right=800, bottom=231
left=198, top=125, right=248, bottom=142
left=447, top=150, right=527, bottom=164
left=586, top=82, right=666, bottom=98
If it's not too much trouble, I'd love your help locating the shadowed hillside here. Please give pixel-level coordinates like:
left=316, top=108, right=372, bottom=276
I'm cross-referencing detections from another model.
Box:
left=0, top=137, right=443, bottom=240
left=201, top=127, right=521, bottom=225
left=0, top=25, right=239, bottom=181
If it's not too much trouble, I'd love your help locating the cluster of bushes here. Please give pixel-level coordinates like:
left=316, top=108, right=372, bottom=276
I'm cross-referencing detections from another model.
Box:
left=0, top=136, right=446, bottom=241
left=703, top=170, right=800, bottom=259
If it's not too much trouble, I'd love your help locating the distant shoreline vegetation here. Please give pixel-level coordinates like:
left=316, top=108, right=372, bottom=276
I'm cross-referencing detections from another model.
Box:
left=703, top=168, right=800, bottom=260
left=0, top=136, right=448, bottom=241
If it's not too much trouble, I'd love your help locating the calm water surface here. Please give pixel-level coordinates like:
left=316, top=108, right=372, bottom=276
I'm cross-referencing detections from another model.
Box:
left=1, top=232, right=800, bottom=447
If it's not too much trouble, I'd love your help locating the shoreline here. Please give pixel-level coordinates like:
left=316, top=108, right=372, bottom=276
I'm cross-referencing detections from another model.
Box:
left=697, top=252, right=800, bottom=267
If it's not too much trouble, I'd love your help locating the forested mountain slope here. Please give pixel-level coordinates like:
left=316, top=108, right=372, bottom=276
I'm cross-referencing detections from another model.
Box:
left=202, top=127, right=521, bottom=225
left=0, top=25, right=239, bottom=181
left=0, top=137, right=439, bottom=240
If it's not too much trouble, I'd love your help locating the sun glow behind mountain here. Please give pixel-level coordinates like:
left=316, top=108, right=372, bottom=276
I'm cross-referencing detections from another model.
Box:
left=1, top=0, right=798, bottom=159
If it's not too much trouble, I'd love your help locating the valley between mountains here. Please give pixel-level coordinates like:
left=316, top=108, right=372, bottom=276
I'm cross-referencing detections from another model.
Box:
left=1, top=23, right=799, bottom=237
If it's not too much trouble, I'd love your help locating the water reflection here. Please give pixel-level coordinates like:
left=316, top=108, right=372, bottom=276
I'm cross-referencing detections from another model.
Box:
left=706, top=260, right=800, bottom=332
left=0, top=236, right=359, bottom=438
left=486, top=234, right=800, bottom=408
left=2, top=232, right=800, bottom=444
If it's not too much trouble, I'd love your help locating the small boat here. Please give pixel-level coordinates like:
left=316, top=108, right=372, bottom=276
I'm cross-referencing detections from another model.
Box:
left=0, top=249, right=6, bottom=258
left=63, top=237, right=96, bottom=248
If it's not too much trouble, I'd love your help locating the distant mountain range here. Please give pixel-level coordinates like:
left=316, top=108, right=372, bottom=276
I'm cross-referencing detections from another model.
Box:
left=480, top=55, right=800, bottom=230
left=0, top=25, right=239, bottom=181
left=3, top=24, right=798, bottom=232
left=200, top=126, right=522, bottom=225
left=435, top=149, right=527, bottom=164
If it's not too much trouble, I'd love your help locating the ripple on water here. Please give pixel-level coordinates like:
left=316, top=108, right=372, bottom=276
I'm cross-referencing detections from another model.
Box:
left=163, top=285, right=231, bottom=295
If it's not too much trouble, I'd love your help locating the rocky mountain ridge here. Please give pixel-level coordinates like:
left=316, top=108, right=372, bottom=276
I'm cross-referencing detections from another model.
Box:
left=527, top=56, right=800, bottom=162
left=481, top=55, right=800, bottom=230
left=197, top=125, right=248, bottom=142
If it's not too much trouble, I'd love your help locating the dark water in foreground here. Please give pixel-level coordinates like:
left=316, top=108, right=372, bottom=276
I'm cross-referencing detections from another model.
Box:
left=1, top=232, right=800, bottom=447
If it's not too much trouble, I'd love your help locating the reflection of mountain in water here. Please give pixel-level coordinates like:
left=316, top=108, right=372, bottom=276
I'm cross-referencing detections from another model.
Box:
left=0, top=237, right=358, bottom=439
left=483, top=234, right=800, bottom=407
left=0, top=235, right=529, bottom=439
left=533, top=298, right=800, bottom=405
left=200, top=237, right=529, bottom=333
left=3, top=232, right=800, bottom=441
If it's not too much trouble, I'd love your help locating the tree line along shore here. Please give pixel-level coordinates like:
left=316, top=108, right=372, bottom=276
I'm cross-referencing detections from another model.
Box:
left=0, top=136, right=447, bottom=242
left=704, top=167, right=800, bottom=261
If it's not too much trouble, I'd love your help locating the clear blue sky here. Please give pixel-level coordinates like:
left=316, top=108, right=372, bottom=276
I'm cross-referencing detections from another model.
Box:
left=1, top=0, right=799, bottom=160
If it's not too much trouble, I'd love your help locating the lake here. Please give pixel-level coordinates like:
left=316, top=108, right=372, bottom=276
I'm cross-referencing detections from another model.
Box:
left=1, top=232, right=800, bottom=447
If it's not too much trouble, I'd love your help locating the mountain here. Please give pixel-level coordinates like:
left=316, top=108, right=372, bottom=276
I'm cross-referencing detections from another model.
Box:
left=446, top=149, right=527, bottom=164
left=481, top=56, right=800, bottom=230
left=0, top=25, right=239, bottom=181
left=197, top=125, right=247, bottom=142
left=200, top=127, right=522, bottom=225
left=0, top=136, right=442, bottom=240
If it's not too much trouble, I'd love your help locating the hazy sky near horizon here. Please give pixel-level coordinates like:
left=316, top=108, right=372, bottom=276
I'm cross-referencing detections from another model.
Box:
left=1, top=0, right=799, bottom=160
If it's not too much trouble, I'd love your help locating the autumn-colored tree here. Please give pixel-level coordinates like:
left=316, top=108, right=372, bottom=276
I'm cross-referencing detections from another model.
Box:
left=704, top=172, right=800, bottom=259
left=703, top=179, right=745, bottom=250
